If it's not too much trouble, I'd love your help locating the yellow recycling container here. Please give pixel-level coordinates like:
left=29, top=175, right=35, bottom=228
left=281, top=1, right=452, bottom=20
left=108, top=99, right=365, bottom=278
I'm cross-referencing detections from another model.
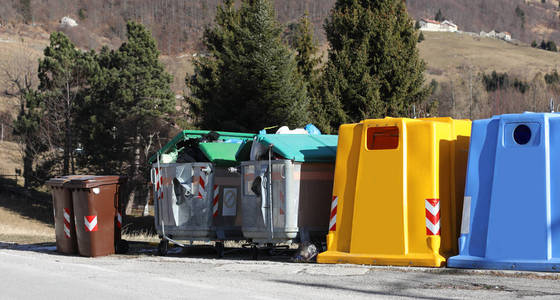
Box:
left=317, top=117, right=471, bottom=267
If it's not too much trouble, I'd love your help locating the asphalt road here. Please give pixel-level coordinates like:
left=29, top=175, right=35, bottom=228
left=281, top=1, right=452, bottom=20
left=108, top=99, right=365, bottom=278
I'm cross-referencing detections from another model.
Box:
left=1, top=242, right=560, bottom=299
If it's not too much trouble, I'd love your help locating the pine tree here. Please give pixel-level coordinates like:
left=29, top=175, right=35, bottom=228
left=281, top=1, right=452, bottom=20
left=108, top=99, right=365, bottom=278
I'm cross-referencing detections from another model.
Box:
left=293, top=12, right=326, bottom=131
left=321, top=0, right=430, bottom=130
left=294, top=12, right=321, bottom=84
left=37, top=32, right=91, bottom=175
left=79, top=22, right=174, bottom=190
left=77, top=47, right=125, bottom=174
left=76, top=22, right=174, bottom=212
left=13, top=90, right=44, bottom=187
left=418, top=31, right=425, bottom=43
left=188, top=0, right=309, bottom=132
left=435, top=9, right=444, bottom=22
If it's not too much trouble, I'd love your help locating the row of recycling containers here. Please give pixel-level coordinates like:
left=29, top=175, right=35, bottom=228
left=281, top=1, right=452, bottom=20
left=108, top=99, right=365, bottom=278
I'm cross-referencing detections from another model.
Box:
left=149, top=130, right=337, bottom=257
left=48, top=112, right=560, bottom=272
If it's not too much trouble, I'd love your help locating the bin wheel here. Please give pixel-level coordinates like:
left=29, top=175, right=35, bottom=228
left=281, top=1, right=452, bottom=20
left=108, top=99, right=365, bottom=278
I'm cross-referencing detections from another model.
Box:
left=158, top=240, right=169, bottom=256
left=265, top=243, right=275, bottom=256
left=251, top=245, right=258, bottom=260
left=116, top=239, right=129, bottom=254
left=216, top=242, right=225, bottom=258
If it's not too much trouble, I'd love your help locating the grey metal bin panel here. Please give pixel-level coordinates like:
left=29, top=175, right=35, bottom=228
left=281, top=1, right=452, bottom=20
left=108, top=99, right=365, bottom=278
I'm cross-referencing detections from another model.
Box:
left=296, top=163, right=334, bottom=228
left=212, top=167, right=244, bottom=240
left=240, top=160, right=333, bottom=244
left=152, top=162, right=215, bottom=239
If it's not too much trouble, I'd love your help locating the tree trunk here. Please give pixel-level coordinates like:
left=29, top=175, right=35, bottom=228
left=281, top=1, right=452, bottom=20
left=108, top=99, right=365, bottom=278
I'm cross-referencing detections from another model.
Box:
left=125, top=130, right=142, bottom=215
left=23, top=144, right=33, bottom=188
left=64, top=82, right=72, bottom=175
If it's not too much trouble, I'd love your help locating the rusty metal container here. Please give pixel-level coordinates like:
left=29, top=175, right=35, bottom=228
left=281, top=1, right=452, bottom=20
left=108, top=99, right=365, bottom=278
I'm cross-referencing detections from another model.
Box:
left=46, top=176, right=85, bottom=254
left=66, top=176, right=127, bottom=257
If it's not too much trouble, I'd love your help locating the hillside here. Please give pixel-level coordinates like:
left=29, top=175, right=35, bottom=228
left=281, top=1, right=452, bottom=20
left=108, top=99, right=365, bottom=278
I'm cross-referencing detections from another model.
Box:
left=418, top=31, right=560, bottom=119
left=2, top=1, right=560, bottom=129
left=419, top=31, right=560, bottom=82
left=408, top=0, right=560, bottom=43
left=1, top=0, right=560, bottom=55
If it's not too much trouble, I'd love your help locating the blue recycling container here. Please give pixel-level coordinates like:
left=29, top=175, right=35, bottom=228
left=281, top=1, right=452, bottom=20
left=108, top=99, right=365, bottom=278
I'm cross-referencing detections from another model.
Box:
left=448, top=112, right=560, bottom=272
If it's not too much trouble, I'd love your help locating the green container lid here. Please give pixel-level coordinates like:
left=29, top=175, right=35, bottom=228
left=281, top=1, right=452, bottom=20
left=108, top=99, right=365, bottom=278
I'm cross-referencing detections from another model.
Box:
left=198, top=142, right=246, bottom=167
left=149, top=130, right=255, bottom=164
left=254, top=134, right=338, bottom=163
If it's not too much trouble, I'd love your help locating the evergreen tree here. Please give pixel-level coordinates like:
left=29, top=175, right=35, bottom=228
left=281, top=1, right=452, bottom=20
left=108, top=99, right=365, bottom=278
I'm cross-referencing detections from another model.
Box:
left=77, top=47, right=125, bottom=174
left=13, top=90, right=45, bottom=187
left=37, top=32, right=92, bottom=175
left=79, top=22, right=174, bottom=199
left=418, top=31, right=425, bottom=43
left=293, top=12, right=326, bottom=131
left=435, top=9, right=444, bottom=22
left=294, top=12, right=321, bottom=84
left=188, top=0, right=309, bottom=132
left=321, top=0, right=430, bottom=131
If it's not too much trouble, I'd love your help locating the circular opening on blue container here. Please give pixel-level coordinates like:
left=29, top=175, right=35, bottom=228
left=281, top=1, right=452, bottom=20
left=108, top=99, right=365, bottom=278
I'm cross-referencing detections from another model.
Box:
left=513, top=124, right=531, bottom=145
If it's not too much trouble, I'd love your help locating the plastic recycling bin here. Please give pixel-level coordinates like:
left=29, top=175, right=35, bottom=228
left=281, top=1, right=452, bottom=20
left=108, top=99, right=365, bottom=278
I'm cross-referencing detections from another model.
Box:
left=317, top=117, right=471, bottom=267
left=65, top=176, right=127, bottom=257
left=46, top=176, right=86, bottom=254
left=448, top=113, right=560, bottom=272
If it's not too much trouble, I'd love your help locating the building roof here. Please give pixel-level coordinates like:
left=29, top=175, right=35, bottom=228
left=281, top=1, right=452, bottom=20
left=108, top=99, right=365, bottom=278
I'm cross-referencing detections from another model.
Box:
left=421, top=18, right=441, bottom=25
left=441, top=20, right=458, bottom=27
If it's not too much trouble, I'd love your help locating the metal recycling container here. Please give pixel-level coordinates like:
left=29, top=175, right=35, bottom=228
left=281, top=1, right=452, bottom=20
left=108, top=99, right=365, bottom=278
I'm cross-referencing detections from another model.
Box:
left=66, top=176, right=127, bottom=257
left=150, top=130, right=255, bottom=255
left=448, top=113, right=560, bottom=272
left=46, top=176, right=86, bottom=254
left=153, top=162, right=216, bottom=240
left=240, top=134, right=338, bottom=245
left=317, top=117, right=471, bottom=267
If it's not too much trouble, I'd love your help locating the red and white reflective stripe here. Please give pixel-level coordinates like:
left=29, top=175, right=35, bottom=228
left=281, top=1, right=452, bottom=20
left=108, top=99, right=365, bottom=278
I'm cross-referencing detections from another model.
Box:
left=84, top=215, right=98, bottom=232
left=329, top=196, right=338, bottom=231
left=117, top=212, right=122, bottom=229
left=198, top=167, right=207, bottom=199
left=63, top=208, right=71, bottom=238
left=425, top=198, right=440, bottom=235
left=212, top=185, right=219, bottom=217
left=155, top=168, right=160, bottom=192
left=155, top=167, right=164, bottom=201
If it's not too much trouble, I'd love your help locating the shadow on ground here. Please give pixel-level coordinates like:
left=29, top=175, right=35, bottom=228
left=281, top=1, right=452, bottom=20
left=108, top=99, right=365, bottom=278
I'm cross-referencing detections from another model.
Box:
left=0, top=177, right=158, bottom=238
left=0, top=177, right=53, bottom=225
left=271, top=279, right=450, bottom=300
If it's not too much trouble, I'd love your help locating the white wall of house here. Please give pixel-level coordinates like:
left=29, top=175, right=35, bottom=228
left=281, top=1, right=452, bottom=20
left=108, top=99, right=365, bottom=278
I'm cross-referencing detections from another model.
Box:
left=419, top=19, right=458, bottom=32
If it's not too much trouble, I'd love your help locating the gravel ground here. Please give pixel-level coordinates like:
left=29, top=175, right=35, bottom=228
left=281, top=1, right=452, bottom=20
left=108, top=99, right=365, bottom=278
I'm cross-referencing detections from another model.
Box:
left=1, top=241, right=560, bottom=300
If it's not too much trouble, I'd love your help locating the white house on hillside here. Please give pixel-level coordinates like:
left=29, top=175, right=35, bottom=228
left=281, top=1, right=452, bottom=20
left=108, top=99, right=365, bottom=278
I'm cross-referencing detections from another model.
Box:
left=60, top=16, right=78, bottom=27
left=419, top=19, right=458, bottom=32
left=480, top=30, right=511, bottom=41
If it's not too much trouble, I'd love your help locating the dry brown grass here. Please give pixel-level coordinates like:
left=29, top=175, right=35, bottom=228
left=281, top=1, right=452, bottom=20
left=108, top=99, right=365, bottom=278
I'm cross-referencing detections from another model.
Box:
left=160, top=54, right=195, bottom=93
left=0, top=206, right=54, bottom=243
left=418, top=31, right=560, bottom=82
left=0, top=141, right=24, bottom=184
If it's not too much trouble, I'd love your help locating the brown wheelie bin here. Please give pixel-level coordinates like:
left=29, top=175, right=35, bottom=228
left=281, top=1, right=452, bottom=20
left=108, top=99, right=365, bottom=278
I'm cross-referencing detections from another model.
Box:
left=66, top=176, right=128, bottom=257
left=46, top=176, right=85, bottom=254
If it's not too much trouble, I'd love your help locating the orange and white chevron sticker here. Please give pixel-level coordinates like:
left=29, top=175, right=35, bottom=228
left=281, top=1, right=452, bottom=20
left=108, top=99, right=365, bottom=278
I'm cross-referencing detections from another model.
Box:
left=63, top=208, right=71, bottom=238
left=329, top=196, right=338, bottom=231
left=84, top=215, right=98, bottom=232
left=212, top=185, right=219, bottom=217
left=425, top=198, right=440, bottom=235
